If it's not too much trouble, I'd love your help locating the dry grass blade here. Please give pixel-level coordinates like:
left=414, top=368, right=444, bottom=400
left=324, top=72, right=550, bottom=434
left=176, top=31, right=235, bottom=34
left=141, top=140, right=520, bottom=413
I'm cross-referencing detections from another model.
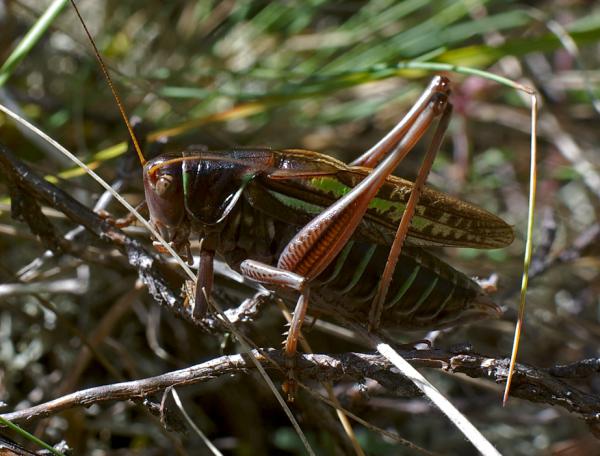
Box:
left=377, top=342, right=501, bottom=456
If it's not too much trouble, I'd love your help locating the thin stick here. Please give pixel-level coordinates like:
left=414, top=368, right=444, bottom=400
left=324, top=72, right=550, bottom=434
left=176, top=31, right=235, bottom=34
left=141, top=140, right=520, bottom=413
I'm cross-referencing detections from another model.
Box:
left=3, top=350, right=597, bottom=425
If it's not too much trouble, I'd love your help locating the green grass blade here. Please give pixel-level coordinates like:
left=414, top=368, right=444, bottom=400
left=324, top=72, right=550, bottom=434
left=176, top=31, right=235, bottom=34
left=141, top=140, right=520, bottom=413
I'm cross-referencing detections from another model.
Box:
left=0, top=0, right=69, bottom=87
left=0, top=416, right=65, bottom=456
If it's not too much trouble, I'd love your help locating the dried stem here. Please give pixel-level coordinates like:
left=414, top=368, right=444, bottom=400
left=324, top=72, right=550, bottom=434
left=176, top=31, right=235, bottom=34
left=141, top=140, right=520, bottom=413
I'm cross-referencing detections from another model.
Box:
left=2, top=348, right=598, bottom=430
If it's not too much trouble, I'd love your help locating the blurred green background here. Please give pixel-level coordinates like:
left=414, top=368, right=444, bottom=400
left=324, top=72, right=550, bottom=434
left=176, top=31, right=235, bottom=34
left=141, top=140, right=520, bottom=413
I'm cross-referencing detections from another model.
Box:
left=1, top=0, right=600, bottom=454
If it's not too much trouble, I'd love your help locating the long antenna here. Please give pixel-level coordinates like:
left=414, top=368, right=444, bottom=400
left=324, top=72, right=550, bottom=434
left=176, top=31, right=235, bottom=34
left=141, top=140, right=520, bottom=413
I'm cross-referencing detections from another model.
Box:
left=69, top=0, right=146, bottom=166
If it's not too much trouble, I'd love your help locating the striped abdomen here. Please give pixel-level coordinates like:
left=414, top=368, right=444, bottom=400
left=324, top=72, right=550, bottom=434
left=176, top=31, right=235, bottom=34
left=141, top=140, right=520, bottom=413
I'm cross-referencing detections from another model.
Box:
left=312, top=241, right=499, bottom=330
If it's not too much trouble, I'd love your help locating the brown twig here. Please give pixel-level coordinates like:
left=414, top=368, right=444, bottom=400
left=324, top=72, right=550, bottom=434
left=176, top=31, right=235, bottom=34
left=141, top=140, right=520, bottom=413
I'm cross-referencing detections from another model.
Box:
left=2, top=349, right=599, bottom=428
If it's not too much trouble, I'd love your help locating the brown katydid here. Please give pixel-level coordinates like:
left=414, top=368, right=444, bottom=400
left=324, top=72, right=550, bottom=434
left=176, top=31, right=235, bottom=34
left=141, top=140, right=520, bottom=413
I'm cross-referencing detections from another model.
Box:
left=141, top=76, right=512, bottom=396
left=67, top=1, right=514, bottom=399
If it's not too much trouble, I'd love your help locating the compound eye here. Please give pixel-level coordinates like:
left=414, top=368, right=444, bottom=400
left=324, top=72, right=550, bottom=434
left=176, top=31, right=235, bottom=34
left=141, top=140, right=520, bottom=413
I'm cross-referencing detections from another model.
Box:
left=431, top=92, right=448, bottom=115
left=154, top=174, right=174, bottom=197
